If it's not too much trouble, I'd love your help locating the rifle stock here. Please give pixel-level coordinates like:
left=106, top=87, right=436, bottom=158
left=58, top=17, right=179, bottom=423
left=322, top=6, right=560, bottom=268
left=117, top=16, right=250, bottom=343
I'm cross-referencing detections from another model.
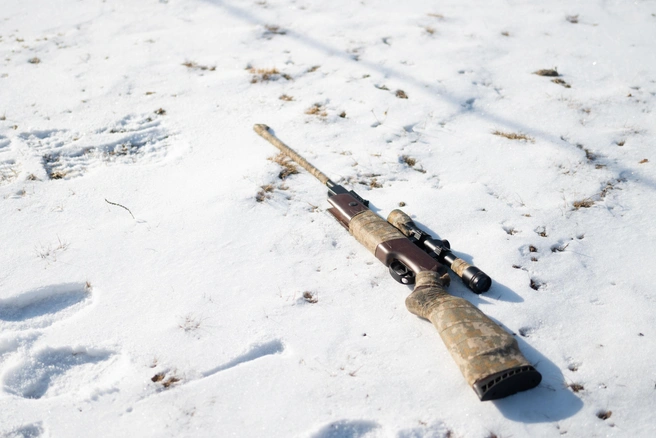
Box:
left=407, top=271, right=540, bottom=401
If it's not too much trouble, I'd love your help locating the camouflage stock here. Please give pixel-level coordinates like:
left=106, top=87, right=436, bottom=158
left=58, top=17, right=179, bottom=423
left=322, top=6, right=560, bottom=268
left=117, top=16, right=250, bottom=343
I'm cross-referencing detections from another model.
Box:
left=406, top=271, right=541, bottom=400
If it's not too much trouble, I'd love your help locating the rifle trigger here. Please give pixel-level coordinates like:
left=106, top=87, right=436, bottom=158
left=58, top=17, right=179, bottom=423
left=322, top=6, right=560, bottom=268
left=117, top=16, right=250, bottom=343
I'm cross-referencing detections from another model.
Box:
left=389, top=260, right=416, bottom=285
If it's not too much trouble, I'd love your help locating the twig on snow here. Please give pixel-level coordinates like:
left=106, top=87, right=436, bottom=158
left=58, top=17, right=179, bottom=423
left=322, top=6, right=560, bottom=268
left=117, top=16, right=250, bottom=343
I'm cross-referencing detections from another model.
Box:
left=105, top=198, right=135, bottom=219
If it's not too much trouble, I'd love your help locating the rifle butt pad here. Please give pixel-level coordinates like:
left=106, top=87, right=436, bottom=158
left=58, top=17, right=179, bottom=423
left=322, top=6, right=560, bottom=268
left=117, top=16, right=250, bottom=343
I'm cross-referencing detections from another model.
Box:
left=407, top=271, right=541, bottom=401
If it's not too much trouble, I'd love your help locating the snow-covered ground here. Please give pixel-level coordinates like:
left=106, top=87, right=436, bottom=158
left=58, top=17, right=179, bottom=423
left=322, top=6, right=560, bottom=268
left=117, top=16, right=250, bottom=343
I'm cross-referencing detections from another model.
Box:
left=1, top=0, right=655, bottom=436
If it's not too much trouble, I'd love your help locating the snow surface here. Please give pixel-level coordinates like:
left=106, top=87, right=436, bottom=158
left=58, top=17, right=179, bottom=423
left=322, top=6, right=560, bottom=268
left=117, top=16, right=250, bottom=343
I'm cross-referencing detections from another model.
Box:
left=1, top=0, right=655, bottom=436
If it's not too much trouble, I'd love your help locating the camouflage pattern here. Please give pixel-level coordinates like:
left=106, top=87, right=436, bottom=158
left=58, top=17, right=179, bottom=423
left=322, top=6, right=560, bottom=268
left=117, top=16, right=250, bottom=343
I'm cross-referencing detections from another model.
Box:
left=349, top=210, right=406, bottom=254
left=450, top=258, right=472, bottom=277
left=386, top=208, right=414, bottom=235
left=406, top=271, right=533, bottom=389
left=253, top=124, right=330, bottom=184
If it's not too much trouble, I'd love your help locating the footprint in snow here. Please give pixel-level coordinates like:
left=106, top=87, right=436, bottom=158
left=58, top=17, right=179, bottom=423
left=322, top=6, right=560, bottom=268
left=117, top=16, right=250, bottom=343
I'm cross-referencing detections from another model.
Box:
left=2, top=422, right=46, bottom=438
left=2, top=346, right=114, bottom=399
left=0, top=334, right=41, bottom=364
left=0, top=283, right=92, bottom=331
left=310, top=420, right=380, bottom=438
left=0, top=135, right=10, bottom=151
left=16, top=113, right=170, bottom=180
left=0, top=159, right=20, bottom=186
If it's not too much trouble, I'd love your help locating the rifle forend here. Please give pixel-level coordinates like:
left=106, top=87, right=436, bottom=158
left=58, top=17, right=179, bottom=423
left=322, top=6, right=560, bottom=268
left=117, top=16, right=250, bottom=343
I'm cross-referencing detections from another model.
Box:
left=253, top=124, right=542, bottom=401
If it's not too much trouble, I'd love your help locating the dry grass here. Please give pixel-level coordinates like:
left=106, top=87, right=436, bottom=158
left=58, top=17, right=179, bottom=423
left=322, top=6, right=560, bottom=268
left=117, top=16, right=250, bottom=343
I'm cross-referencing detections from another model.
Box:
left=576, top=143, right=596, bottom=161
left=356, top=173, right=382, bottom=189
left=569, top=383, right=584, bottom=393
left=269, top=153, right=299, bottom=179
left=596, top=410, right=612, bottom=420
left=50, top=171, right=66, bottom=180
left=182, top=60, right=216, bottom=71
left=401, top=155, right=416, bottom=167
left=551, top=78, right=571, bottom=88
left=395, top=89, right=408, bottom=99
left=533, top=68, right=559, bottom=77
left=551, top=243, right=570, bottom=253
left=492, top=130, right=535, bottom=142
left=35, top=236, right=70, bottom=262
left=264, top=25, right=286, bottom=35
left=302, top=291, right=318, bottom=303
left=28, top=57, right=41, bottom=64
left=368, top=178, right=382, bottom=188
left=249, top=67, right=290, bottom=83
left=305, top=103, right=327, bottom=117
left=151, top=372, right=181, bottom=389
left=255, top=184, right=275, bottom=202
left=572, top=198, right=595, bottom=210
left=279, top=94, right=293, bottom=101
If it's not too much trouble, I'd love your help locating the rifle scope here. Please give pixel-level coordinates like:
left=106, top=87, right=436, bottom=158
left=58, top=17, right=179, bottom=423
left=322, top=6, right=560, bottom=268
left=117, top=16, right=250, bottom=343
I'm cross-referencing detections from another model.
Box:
left=387, top=209, right=492, bottom=294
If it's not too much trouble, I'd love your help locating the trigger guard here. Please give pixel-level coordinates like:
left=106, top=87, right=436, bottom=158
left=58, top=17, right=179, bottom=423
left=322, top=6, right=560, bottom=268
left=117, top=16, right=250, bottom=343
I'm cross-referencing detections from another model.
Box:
left=389, top=260, right=416, bottom=285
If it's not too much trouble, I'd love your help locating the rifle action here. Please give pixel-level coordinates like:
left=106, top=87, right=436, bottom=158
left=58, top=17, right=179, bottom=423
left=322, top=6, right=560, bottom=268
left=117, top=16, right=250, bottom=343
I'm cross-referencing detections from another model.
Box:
left=254, top=124, right=541, bottom=401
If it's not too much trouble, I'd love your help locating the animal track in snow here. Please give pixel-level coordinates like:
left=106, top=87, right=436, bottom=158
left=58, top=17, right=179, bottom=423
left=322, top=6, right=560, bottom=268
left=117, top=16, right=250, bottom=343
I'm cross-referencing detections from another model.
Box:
left=2, top=346, right=113, bottom=399
left=17, top=113, right=170, bottom=180
left=0, top=283, right=92, bottom=331
left=202, top=339, right=285, bottom=377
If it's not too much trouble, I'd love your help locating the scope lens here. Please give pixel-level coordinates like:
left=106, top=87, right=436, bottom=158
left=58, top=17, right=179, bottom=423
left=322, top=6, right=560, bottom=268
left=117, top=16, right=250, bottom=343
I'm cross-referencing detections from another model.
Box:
left=469, top=271, right=492, bottom=294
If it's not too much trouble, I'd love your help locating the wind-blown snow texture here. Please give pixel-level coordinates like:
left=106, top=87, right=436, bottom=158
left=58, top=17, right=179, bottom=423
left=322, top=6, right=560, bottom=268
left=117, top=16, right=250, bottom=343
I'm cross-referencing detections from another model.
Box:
left=1, top=0, right=655, bottom=436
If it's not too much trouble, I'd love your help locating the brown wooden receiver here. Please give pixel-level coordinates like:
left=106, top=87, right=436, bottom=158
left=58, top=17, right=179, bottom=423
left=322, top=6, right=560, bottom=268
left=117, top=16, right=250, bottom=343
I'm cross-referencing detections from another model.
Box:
left=327, top=192, right=448, bottom=281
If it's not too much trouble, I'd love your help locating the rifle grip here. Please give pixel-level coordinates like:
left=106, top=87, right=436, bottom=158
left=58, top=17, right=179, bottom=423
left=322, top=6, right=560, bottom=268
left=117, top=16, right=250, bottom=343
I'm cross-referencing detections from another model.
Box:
left=406, top=271, right=541, bottom=401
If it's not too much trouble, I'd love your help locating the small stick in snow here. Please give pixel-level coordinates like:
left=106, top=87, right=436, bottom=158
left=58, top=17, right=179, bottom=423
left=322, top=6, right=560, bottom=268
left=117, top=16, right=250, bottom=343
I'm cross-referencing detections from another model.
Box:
left=105, top=198, right=135, bottom=219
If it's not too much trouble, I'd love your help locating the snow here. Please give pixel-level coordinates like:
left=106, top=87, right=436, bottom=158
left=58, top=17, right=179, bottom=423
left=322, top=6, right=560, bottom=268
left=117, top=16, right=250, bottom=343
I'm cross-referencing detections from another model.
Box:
left=1, top=0, right=655, bottom=436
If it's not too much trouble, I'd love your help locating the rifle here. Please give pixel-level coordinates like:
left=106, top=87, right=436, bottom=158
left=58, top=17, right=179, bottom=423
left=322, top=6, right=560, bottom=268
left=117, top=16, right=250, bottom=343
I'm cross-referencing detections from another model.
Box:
left=254, top=124, right=541, bottom=401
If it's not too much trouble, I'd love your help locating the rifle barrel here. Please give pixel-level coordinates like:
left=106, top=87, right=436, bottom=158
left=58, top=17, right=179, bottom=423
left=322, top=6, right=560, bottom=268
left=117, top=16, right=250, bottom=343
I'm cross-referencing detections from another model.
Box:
left=253, top=124, right=330, bottom=185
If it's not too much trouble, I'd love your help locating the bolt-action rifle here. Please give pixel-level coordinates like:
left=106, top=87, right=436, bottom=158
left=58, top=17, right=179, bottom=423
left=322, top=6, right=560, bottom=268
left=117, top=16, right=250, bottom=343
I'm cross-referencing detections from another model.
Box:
left=254, top=124, right=541, bottom=401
